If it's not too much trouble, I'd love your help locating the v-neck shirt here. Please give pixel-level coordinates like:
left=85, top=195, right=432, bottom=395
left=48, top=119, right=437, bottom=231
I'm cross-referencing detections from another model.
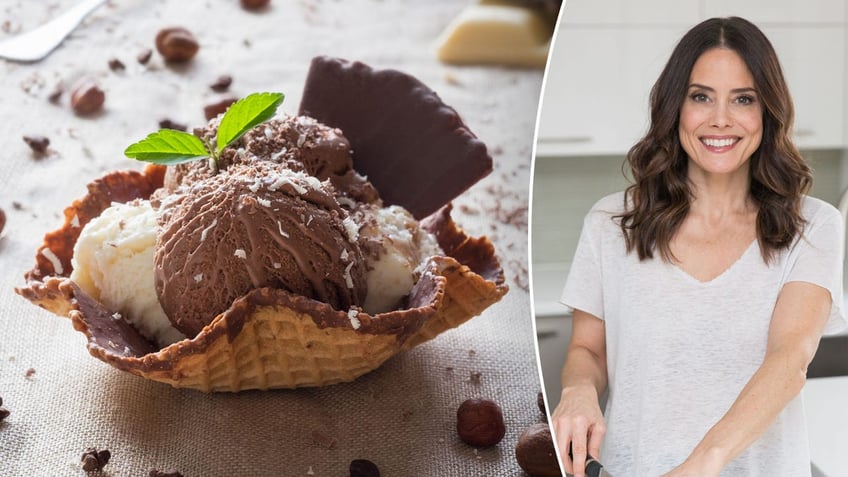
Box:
left=561, top=191, right=845, bottom=476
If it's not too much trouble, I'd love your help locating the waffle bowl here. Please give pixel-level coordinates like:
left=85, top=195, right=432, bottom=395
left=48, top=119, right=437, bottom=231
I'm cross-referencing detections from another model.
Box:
left=16, top=165, right=508, bottom=392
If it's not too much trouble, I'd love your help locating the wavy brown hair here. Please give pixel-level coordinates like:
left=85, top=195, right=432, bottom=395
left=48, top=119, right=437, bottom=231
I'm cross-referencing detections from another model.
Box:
left=617, top=17, right=812, bottom=264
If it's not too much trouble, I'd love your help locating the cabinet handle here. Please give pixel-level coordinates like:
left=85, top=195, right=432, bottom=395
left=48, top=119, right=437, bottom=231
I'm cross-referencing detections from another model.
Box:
left=794, top=128, right=815, bottom=138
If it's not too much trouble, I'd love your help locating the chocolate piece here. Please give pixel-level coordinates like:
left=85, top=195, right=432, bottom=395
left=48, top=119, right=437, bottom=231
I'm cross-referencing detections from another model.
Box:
left=137, top=48, right=153, bottom=65
left=81, top=447, right=111, bottom=472
left=108, top=57, right=125, bottom=71
left=23, top=135, right=50, bottom=155
left=209, top=74, right=233, bottom=92
left=299, top=56, right=492, bottom=219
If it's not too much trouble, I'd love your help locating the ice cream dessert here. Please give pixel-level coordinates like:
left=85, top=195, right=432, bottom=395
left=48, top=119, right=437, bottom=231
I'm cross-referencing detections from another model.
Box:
left=17, top=57, right=507, bottom=392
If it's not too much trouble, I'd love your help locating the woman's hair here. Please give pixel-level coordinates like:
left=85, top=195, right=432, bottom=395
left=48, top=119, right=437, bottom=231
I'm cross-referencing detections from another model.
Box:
left=618, top=16, right=812, bottom=263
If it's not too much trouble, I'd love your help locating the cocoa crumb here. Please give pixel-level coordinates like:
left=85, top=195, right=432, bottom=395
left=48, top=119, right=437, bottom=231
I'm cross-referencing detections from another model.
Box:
left=204, top=96, right=238, bottom=120
left=209, top=74, right=233, bottom=92
left=508, top=259, right=529, bottom=292
left=108, top=57, right=126, bottom=72
left=159, top=118, right=187, bottom=131
left=310, top=429, right=336, bottom=450
left=0, top=207, right=6, bottom=236
left=149, top=470, right=183, bottom=477
left=0, top=396, right=9, bottom=422
left=24, top=368, right=35, bottom=379
left=22, top=135, right=50, bottom=156
left=80, top=447, right=111, bottom=472
left=137, top=48, right=153, bottom=65
left=11, top=202, right=22, bottom=211
left=48, top=82, right=63, bottom=103
left=468, top=371, right=483, bottom=384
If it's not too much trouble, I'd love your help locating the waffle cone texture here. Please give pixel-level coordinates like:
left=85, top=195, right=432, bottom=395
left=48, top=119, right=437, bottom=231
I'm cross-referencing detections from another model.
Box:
left=16, top=166, right=508, bottom=391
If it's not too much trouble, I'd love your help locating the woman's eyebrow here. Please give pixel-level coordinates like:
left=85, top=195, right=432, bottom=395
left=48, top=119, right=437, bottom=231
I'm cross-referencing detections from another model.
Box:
left=687, top=83, right=758, bottom=94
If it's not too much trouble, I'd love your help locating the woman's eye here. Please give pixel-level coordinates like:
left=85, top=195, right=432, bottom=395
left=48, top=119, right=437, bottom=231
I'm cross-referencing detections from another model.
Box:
left=690, top=93, right=709, bottom=103
left=735, top=95, right=756, bottom=105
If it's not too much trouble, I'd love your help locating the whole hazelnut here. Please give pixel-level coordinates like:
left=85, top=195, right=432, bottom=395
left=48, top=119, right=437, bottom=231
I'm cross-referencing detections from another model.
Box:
left=70, top=78, right=105, bottom=116
left=240, top=0, right=270, bottom=9
left=155, top=27, right=199, bottom=63
left=456, top=398, right=506, bottom=447
left=515, top=423, right=561, bottom=477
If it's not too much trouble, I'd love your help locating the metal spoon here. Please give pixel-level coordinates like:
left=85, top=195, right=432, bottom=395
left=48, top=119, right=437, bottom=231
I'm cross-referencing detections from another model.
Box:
left=0, top=0, right=108, bottom=62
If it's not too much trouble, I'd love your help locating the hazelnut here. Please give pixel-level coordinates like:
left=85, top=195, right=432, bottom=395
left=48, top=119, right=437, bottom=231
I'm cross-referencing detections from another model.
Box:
left=70, top=78, right=105, bottom=116
left=240, top=0, right=270, bottom=10
left=515, top=423, right=561, bottom=477
left=204, top=96, right=238, bottom=120
left=349, top=459, right=380, bottom=477
left=155, top=27, right=199, bottom=63
left=456, top=398, right=506, bottom=447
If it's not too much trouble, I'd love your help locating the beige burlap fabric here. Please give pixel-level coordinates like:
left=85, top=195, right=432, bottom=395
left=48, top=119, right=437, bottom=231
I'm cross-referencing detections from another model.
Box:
left=0, top=1, right=548, bottom=475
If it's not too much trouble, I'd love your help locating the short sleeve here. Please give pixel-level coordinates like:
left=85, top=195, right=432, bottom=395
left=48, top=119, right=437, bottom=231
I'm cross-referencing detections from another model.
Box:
left=786, top=203, right=846, bottom=335
left=559, top=210, right=605, bottom=320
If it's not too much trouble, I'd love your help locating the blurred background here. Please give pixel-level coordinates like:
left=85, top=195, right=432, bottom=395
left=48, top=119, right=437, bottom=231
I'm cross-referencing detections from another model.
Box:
left=531, top=1, right=848, bottom=475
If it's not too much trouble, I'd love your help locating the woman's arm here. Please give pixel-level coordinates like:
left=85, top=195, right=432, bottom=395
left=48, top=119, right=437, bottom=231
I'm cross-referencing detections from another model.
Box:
left=663, top=281, right=833, bottom=476
left=551, top=309, right=608, bottom=477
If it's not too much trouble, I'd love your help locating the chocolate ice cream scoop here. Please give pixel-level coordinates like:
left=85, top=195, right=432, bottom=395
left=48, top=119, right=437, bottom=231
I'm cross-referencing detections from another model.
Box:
left=155, top=161, right=367, bottom=337
left=162, top=115, right=378, bottom=204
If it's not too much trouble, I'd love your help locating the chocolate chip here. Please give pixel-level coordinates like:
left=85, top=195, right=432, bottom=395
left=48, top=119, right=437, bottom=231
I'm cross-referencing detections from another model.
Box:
left=209, top=74, right=233, bottom=92
left=350, top=459, right=380, bottom=477
left=48, top=82, right=63, bottom=103
left=70, top=78, right=105, bottom=116
left=137, top=48, right=153, bottom=65
left=204, top=96, right=238, bottom=120
left=108, top=57, right=125, bottom=71
left=0, top=408, right=9, bottom=421
left=80, top=447, right=111, bottom=472
left=241, top=0, right=271, bottom=9
left=22, top=135, right=50, bottom=155
left=149, top=470, right=183, bottom=477
left=159, top=118, right=188, bottom=131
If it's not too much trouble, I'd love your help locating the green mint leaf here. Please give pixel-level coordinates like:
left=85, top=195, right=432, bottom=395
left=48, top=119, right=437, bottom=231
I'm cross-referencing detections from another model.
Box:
left=124, top=129, right=210, bottom=165
left=216, top=92, right=285, bottom=153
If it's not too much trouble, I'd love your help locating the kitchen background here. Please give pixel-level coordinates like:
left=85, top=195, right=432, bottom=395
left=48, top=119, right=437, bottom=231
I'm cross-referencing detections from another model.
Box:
left=531, top=1, right=848, bottom=475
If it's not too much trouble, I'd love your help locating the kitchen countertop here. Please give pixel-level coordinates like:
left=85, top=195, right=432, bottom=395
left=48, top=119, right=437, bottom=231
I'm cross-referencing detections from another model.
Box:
left=0, top=1, right=545, bottom=475
left=805, top=376, right=848, bottom=476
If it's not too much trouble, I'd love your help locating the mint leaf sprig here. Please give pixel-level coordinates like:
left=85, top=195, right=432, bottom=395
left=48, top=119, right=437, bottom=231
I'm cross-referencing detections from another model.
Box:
left=124, top=92, right=285, bottom=173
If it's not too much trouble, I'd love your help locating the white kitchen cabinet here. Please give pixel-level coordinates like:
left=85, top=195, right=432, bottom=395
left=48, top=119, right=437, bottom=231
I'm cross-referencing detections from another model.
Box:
left=537, top=15, right=847, bottom=156
left=704, top=0, right=845, bottom=24
left=537, top=26, right=687, bottom=156
left=560, top=0, right=700, bottom=26
left=764, top=26, right=846, bottom=149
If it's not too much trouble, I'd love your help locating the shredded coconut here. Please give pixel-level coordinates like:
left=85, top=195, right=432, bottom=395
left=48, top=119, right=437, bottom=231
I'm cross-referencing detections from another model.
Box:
left=273, top=262, right=282, bottom=269
left=247, top=177, right=262, bottom=193
left=342, top=216, right=359, bottom=242
left=111, top=312, right=122, bottom=321
left=337, top=196, right=357, bottom=208
left=200, top=218, right=218, bottom=242
left=234, top=249, right=247, bottom=259
left=344, top=261, right=355, bottom=289
left=41, top=248, right=63, bottom=275
left=340, top=249, right=349, bottom=261
left=277, top=221, right=289, bottom=238
left=257, top=197, right=272, bottom=208
left=264, top=126, right=274, bottom=138
left=347, top=309, right=361, bottom=330
left=297, top=133, right=306, bottom=147
left=270, top=147, right=288, bottom=161
left=193, top=273, right=203, bottom=283
left=70, top=214, right=80, bottom=228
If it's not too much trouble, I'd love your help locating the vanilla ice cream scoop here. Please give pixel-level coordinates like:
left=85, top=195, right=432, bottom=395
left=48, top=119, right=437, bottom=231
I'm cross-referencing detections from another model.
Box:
left=70, top=200, right=185, bottom=347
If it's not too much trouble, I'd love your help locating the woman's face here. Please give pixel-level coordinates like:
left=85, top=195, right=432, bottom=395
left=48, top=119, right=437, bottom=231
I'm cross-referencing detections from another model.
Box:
left=678, top=47, right=763, bottom=180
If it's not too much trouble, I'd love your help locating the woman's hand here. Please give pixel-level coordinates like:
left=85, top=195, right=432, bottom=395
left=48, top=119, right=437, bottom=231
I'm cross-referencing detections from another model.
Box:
left=551, top=384, right=606, bottom=477
left=660, top=450, right=724, bottom=477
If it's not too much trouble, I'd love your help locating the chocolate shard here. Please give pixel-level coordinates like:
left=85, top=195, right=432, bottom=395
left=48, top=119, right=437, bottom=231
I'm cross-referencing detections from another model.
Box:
left=299, top=56, right=493, bottom=219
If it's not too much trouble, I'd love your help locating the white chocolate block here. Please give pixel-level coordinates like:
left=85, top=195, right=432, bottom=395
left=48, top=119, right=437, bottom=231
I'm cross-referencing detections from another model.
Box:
left=436, top=4, right=553, bottom=68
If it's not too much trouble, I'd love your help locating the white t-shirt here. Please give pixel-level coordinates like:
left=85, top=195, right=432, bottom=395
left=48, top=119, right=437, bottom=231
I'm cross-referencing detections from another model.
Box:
left=561, top=192, right=846, bottom=476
